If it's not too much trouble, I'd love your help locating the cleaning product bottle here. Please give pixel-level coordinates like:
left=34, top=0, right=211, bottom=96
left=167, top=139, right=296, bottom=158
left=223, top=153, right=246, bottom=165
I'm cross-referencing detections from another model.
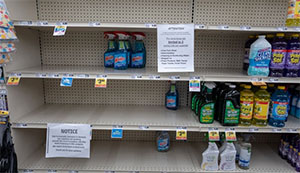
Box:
left=243, top=35, right=256, bottom=71
left=286, top=0, right=300, bottom=27
left=248, top=35, right=272, bottom=76
left=252, top=85, right=270, bottom=126
left=292, top=138, right=300, bottom=167
left=234, top=135, right=242, bottom=163
left=220, top=85, right=240, bottom=126
left=269, top=86, right=289, bottom=127
left=296, top=151, right=300, bottom=172
left=124, top=32, right=132, bottom=67
left=199, top=83, right=216, bottom=124
left=131, top=32, right=146, bottom=68
left=291, top=86, right=300, bottom=117
left=104, top=32, right=117, bottom=68
left=114, top=32, right=129, bottom=70
left=238, top=135, right=252, bottom=170
left=201, top=142, right=219, bottom=171
left=156, top=131, right=170, bottom=152
left=285, top=34, right=300, bottom=77
left=215, top=83, right=230, bottom=122
left=297, top=93, right=300, bottom=119
left=220, top=142, right=236, bottom=171
left=266, top=34, right=275, bottom=43
left=165, top=81, right=179, bottom=110
left=288, top=135, right=299, bottom=164
left=270, top=33, right=287, bottom=77
left=239, top=85, right=254, bottom=126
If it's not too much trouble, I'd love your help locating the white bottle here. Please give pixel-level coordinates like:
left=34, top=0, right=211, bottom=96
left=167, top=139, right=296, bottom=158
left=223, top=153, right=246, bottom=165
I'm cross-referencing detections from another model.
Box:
left=201, top=142, right=219, bottom=171
left=220, top=142, right=237, bottom=171
left=248, top=35, right=272, bottom=76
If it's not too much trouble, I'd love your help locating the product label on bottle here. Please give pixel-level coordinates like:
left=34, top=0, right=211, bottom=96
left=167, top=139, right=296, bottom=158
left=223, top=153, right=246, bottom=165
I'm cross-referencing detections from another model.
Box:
left=157, top=138, right=169, bottom=151
left=114, top=53, right=127, bottom=68
left=224, top=101, right=240, bottom=124
left=249, top=47, right=271, bottom=67
left=253, top=101, right=269, bottom=120
left=131, top=53, right=144, bottom=67
left=166, top=96, right=176, bottom=108
left=240, top=101, right=253, bottom=120
left=104, top=52, right=114, bottom=67
left=239, top=148, right=251, bottom=168
left=270, top=49, right=287, bottom=68
left=286, top=50, right=300, bottom=68
left=200, top=103, right=214, bottom=123
left=271, top=101, right=288, bottom=121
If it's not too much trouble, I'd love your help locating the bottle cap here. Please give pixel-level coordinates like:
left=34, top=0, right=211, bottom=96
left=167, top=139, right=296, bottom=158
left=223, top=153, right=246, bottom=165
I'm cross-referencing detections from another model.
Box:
left=229, top=85, right=236, bottom=88
left=258, top=35, right=266, bottom=39
left=278, top=86, right=285, bottom=90
left=260, top=86, right=267, bottom=89
left=244, top=85, right=251, bottom=89
left=276, top=33, right=285, bottom=37
left=292, top=34, right=299, bottom=37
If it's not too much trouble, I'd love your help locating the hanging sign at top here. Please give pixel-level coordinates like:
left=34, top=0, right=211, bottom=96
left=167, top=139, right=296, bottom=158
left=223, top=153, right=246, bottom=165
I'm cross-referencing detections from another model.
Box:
left=157, top=24, right=194, bottom=73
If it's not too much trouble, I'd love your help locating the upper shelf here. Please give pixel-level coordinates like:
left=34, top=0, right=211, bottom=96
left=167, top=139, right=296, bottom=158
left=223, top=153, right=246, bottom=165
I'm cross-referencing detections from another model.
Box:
left=13, top=21, right=300, bottom=33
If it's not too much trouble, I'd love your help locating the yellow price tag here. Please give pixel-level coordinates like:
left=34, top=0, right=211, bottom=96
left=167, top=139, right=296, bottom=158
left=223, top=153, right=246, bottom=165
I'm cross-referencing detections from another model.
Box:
left=176, top=129, right=187, bottom=140
left=251, top=81, right=266, bottom=86
left=95, top=78, right=107, bottom=88
left=225, top=130, right=236, bottom=141
left=7, top=76, right=21, bottom=86
left=208, top=130, right=220, bottom=141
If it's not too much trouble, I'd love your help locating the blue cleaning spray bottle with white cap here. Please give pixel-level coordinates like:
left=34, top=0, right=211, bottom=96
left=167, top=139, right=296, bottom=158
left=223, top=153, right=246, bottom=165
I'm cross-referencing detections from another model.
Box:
left=104, top=32, right=117, bottom=68
left=131, top=32, right=146, bottom=68
left=114, top=32, right=129, bottom=70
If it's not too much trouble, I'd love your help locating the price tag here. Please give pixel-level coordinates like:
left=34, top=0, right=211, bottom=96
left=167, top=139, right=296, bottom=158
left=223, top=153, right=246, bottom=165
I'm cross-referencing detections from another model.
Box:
left=48, top=73, right=59, bottom=78
left=76, top=74, right=89, bottom=78
left=225, top=129, right=236, bottom=141
left=272, top=128, right=282, bottom=132
left=169, top=76, right=180, bottom=80
left=249, top=128, right=259, bottom=132
left=176, top=127, right=187, bottom=140
left=14, top=123, right=27, bottom=128
left=53, top=25, right=67, bottom=36
left=251, top=78, right=266, bottom=86
left=104, top=171, right=115, bottom=173
left=287, top=128, right=297, bottom=132
left=269, top=78, right=279, bottom=82
left=68, top=171, right=78, bottom=173
left=48, top=170, right=57, bottom=173
left=36, top=73, right=47, bottom=78
left=277, top=26, right=288, bottom=31
left=131, top=74, right=142, bottom=79
left=16, top=21, right=33, bottom=25
left=111, top=127, right=123, bottom=139
left=189, top=78, right=201, bottom=92
left=88, top=22, right=101, bottom=26
left=145, top=23, right=157, bottom=28
left=37, top=21, right=48, bottom=26
left=149, top=75, right=160, bottom=80
left=138, top=126, right=149, bottom=130
left=294, top=27, right=300, bottom=31
left=23, top=170, right=34, bottom=173
left=60, top=77, right=73, bottom=87
left=7, top=76, right=21, bottom=86
left=240, top=25, right=252, bottom=30
left=208, top=129, right=220, bottom=141
left=195, top=24, right=205, bottom=29
left=218, top=25, right=229, bottom=30
left=95, top=77, right=107, bottom=88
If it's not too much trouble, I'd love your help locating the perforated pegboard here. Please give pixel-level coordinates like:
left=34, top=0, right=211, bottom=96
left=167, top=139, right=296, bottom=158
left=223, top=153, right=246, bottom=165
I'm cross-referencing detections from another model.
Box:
left=40, top=31, right=158, bottom=67
left=37, top=0, right=192, bottom=23
left=193, top=0, right=288, bottom=26
left=44, top=79, right=188, bottom=106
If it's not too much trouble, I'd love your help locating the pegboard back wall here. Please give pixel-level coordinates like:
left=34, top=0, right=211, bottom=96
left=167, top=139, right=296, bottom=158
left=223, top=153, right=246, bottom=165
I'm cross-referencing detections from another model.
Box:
left=44, top=79, right=188, bottom=106
left=37, top=0, right=192, bottom=23
left=41, top=31, right=249, bottom=69
left=193, top=0, right=288, bottom=26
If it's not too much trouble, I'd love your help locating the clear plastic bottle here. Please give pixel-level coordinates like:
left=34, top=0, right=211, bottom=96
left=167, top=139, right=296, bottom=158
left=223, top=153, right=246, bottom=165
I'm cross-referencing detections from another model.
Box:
left=269, top=86, right=289, bottom=127
left=219, top=142, right=236, bottom=171
left=239, top=85, right=254, bottom=126
left=201, top=142, right=219, bottom=171
left=252, top=86, right=270, bottom=126
left=238, top=135, right=252, bottom=170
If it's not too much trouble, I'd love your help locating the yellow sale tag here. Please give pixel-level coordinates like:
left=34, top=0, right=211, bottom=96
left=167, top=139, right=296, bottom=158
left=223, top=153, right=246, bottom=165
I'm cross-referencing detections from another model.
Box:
left=176, top=129, right=187, bottom=140
left=251, top=81, right=266, bottom=86
left=7, top=76, right=20, bottom=86
left=208, top=130, right=220, bottom=141
left=95, top=78, right=107, bottom=88
left=225, top=130, right=236, bottom=141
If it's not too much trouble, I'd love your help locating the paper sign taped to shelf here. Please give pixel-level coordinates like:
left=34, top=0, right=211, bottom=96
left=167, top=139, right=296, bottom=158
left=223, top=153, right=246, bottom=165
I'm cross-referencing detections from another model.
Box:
left=208, top=130, right=220, bottom=141
left=157, top=24, right=194, bottom=72
left=6, top=76, right=20, bottom=86
left=189, top=79, right=201, bottom=92
left=53, top=25, right=67, bottom=36
left=225, top=130, right=236, bottom=141
left=176, top=128, right=187, bottom=140
left=60, top=77, right=73, bottom=87
left=95, top=77, right=107, bottom=88
left=46, top=123, right=91, bottom=158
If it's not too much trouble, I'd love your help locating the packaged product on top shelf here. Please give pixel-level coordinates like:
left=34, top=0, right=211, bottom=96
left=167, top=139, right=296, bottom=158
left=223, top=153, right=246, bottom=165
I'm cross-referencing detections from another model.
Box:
left=201, top=142, right=219, bottom=171
left=243, top=35, right=255, bottom=71
left=270, top=33, right=287, bottom=77
left=269, top=86, right=289, bottom=127
left=252, top=85, right=270, bottom=127
left=239, top=85, right=254, bottom=126
left=113, top=32, right=130, bottom=70
left=165, top=81, right=179, bottom=110
left=286, top=0, right=300, bottom=27
left=248, top=35, right=272, bottom=76
left=285, top=34, right=300, bottom=77
left=131, top=32, right=146, bottom=68
left=104, top=32, right=117, bottom=68
left=156, top=131, right=170, bottom=152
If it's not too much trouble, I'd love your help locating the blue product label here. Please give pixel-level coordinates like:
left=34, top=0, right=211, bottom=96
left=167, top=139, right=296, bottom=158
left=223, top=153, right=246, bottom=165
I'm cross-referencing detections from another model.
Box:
left=166, top=96, right=176, bottom=108
left=60, top=77, right=73, bottom=87
left=249, top=47, right=271, bottom=67
left=157, top=138, right=169, bottom=151
left=114, top=53, right=127, bottom=68
left=111, top=128, right=123, bottom=138
left=271, top=101, right=289, bottom=121
left=131, top=52, right=144, bottom=67
left=104, top=52, right=114, bottom=66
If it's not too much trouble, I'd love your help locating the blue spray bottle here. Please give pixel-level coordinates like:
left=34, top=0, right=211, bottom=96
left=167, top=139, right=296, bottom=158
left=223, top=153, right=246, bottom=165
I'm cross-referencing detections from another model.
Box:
left=104, top=32, right=117, bottom=68
left=131, top=32, right=146, bottom=68
left=114, top=32, right=129, bottom=70
left=165, top=81, right=179, bottom=110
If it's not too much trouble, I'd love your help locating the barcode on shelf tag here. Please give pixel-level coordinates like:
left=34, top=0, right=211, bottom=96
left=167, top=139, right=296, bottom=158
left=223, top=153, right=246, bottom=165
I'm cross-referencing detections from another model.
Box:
left=88, top=22, right=101, bottom=26
left=95, top=76, right=107, bottom=88
left=208, top=129, right=220, bottom=141
left=111, top=127, right=123, bottom=139
left=23, top=170, right=34, bottom=173
left=249, top=128, right=259, bottom=132
left=287, top=128, right=297, bottom=132
left=195, top=24, right=205, bottom=29
left=149, top=75, right=160, bottom=80
left=60, top=77, right=73, bottom=87
left=225, top=129, right=236, bottom=141
left=15, top=123, right=27, bottom=128
left=48, top=73, right=59, bottom=78
left=189, top=78, right=201, bottom=92
left=176, top=127, right=187, bottom=140
left=53, top=25, right=67, bottom=36
left=48, top=170, right=57, bottom=173
left=240, top=25, right=252, bottom=30
left=17, top=21, right=33, bottom=25
left=277, top=26, right=288, bottom=31
left=251, top=78, right=266, bottom=86
left=272, top=128, right=282, bottom=132
left=37, top=21, right=48, bottom=26
left=76, top=74, right=89, bottom=78
left=269, top=78, right=279, bottom=82
left=62, top=74, right=74, bottom=77
left=218, top=25, right=229, bottom=30
left=7, top=76, right=21, bottom=86
left=145, top=23, right=157, bottom=28
left=138, top=125, right=149, bottom=130
left=36, top=73, right=47, bottom=78
left=131, top=74, right=142, bottom=79
left=169, top=76, right=180, bottom=80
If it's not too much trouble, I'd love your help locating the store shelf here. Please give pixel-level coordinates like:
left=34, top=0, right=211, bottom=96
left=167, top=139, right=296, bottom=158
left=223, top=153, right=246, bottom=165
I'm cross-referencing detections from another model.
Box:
left=14, top=21, right=300, bottom=33
left=18, top=141, right=296, bottom=173
left=12, top=104, right=300, bottom=133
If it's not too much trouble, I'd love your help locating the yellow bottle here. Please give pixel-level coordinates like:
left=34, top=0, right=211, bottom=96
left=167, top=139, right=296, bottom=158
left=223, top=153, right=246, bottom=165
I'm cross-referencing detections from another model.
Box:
left=286, top=0, right=300, bottom=27
left=239, top=85, right=254, bottom=126
left=252, top=86, right=271, bottom=126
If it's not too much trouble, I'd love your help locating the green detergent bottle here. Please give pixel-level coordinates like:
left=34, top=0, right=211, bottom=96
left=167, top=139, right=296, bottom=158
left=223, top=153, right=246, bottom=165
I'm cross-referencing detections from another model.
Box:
left=198, top=87, right=215, bottom=124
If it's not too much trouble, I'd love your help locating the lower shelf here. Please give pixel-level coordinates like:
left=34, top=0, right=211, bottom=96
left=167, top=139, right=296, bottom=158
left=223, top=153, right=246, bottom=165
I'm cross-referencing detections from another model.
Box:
left=19, top=141, right=296, bottom=173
